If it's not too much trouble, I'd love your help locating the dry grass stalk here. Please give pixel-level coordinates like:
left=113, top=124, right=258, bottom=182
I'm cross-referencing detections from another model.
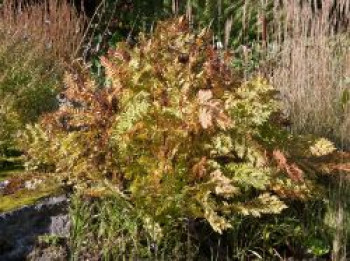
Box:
left=266, top=0, right=350, bottom=149
left=0, top=0, right=86, bottom=61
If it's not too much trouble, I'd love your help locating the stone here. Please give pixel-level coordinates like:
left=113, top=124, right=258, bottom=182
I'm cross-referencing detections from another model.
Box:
left=0, top=195, right=69, bottom=260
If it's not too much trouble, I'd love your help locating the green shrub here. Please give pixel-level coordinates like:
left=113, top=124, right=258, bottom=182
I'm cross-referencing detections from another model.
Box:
left=0, top=30, right=61, bottom=154
left=22, top=17, right=337, bottom=258
left=0, top=0, right=87, bottom=155
left=0, top=105, right=20, bottom=155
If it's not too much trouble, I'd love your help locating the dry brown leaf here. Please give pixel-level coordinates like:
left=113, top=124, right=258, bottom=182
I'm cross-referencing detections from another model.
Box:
left=199, top=107, right=213, bottom=129
left=192, top=157, right=207, bottom=180
left=273, top=150, right=304, bottom=182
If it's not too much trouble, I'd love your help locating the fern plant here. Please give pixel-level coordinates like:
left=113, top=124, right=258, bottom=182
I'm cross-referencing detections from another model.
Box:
left=23, top=17, right=333, bottom=238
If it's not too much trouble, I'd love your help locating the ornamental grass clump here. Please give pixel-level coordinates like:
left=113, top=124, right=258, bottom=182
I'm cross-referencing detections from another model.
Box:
left=23, top=17, right=334, bottom=240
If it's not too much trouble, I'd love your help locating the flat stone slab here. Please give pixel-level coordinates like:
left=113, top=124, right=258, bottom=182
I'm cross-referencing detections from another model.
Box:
left=0, top=195, right=69, bottom=260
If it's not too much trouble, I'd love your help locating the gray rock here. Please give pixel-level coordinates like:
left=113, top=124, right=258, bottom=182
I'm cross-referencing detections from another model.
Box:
left=0, top=180, right=9, bottom=195
left=0, top=195, right=69, bottom=261
left=0, top=180, right=9, bottom=189
left=49, top=214, right=70, bottom=237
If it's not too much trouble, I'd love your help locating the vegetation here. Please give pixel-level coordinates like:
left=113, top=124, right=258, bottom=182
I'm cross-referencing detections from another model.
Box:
left=20, top=17, right=346, bottom=259
left=0, top=0, right=349, bottom=260
left=0, top=0, right=86, bottom=155
left=0, top=34, right=60, bottom=151
left=0, top=0, right=83, bottom=215
left=0, top=181, right=61, bottom=212
left=0, top=172, right=62, bottom=212
left=263, top=0, right=350, bottom=150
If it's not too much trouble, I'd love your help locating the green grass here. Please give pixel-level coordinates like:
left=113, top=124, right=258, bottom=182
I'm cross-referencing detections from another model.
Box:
left=0, top=167, right=63, bottom=213
left=0, top=155, right=24, bottom=181
left=0, top=157, right=62, bottom=213
left=0, top=168, right=23, bottom=181
left=0, top=184, right=62, bottom=213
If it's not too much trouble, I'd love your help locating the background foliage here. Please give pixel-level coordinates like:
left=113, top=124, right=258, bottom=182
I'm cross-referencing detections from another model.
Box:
left=0, top=0, right=85, bottom=155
